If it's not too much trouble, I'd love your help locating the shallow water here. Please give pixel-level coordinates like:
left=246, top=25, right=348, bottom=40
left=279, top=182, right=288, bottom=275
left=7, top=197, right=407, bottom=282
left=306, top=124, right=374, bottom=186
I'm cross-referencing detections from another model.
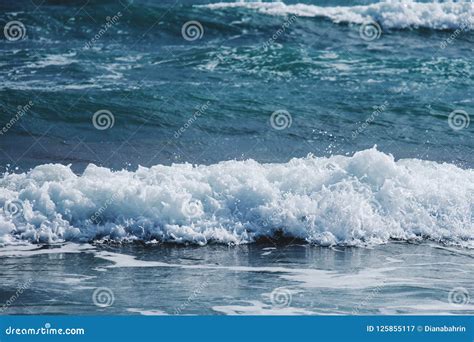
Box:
left=1, top=1, right=473, bottom=247
left=1, top=242, right=473, bottom=315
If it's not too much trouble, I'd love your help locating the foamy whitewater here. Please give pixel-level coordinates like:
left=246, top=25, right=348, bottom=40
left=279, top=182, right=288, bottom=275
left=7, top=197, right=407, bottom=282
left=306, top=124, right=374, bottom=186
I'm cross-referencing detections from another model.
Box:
left=1, top=0, right=474, bottom=316
left=202, top=0, right=473, bottom=30
left=1, top=148, right=473, bottom=247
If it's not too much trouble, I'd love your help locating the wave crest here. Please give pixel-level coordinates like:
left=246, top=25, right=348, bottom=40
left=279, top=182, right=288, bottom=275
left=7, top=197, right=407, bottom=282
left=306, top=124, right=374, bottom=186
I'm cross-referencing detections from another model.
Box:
left=201, top=1, right=473, bottom=30
left=0, top=148, right=473, bottom=247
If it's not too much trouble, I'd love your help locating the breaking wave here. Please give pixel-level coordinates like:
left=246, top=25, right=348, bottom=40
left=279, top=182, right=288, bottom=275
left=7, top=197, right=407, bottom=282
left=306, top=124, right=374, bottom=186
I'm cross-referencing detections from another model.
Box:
left=1, top=148, right=473, bottom=247
left=201, top=1, right=473, bottom=30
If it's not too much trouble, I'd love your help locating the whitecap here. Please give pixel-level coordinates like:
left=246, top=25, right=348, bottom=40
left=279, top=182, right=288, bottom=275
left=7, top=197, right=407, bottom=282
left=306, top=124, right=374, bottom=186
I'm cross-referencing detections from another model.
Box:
left=201, top=1, right=473, bottom=30
left=0, top=147, right=473, bottom=247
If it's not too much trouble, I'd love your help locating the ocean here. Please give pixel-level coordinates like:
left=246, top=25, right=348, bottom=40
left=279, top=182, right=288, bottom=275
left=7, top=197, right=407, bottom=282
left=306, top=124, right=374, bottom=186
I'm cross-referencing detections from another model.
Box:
left=0, top=0, right=473, bottom=315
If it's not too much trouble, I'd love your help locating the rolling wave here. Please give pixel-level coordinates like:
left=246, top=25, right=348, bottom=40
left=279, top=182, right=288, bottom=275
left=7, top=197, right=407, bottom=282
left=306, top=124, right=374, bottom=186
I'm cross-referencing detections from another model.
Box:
left=1, top=148, right=473, bottom=247
left=201, top=0, right=473, bottom=30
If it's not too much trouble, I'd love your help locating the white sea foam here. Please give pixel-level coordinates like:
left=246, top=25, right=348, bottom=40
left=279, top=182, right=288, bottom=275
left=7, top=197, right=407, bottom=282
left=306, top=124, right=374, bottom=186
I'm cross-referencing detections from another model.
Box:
left=0, top=243, right=94, bottom=257
left=25, top=53, right=78, bottom=69
left=212, top=300, right=314, bottom=315
left=201, top=0, right=473, bottom=30
left=0, top=148, right=473, bottom=247
left=127, top=308, right=168, bottom=315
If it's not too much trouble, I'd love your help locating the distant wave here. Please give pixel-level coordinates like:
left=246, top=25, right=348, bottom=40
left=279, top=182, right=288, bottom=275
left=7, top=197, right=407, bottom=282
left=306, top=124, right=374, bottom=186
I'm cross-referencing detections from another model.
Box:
left=1, top=148, right=473, bottom=247
left=201, top=1, right=473, bottom=30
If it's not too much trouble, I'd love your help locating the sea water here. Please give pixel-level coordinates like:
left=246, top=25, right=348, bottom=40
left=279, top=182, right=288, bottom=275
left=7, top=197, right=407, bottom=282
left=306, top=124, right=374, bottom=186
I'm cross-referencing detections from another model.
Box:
left=0, top=0, right=473, bottom=315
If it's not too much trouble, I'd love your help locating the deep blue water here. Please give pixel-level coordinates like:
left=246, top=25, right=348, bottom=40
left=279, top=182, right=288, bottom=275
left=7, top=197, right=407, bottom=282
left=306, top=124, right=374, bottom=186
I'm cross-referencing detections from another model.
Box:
left=1, top=0, right=472, bottom=173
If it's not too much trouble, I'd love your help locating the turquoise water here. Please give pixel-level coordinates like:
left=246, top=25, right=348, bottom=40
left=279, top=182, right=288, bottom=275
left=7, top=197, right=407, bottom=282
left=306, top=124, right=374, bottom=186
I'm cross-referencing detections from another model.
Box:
left=1, top=0, right=472, bottom=171
left=0, top=0, right=473, bottom=315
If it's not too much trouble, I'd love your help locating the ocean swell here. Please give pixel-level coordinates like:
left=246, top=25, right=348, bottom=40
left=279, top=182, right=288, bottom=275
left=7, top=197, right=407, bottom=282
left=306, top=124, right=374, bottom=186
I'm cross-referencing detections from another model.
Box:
left=0, top=148, right=473, bottom=247
left=201, top=0, right=473, bottom=30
